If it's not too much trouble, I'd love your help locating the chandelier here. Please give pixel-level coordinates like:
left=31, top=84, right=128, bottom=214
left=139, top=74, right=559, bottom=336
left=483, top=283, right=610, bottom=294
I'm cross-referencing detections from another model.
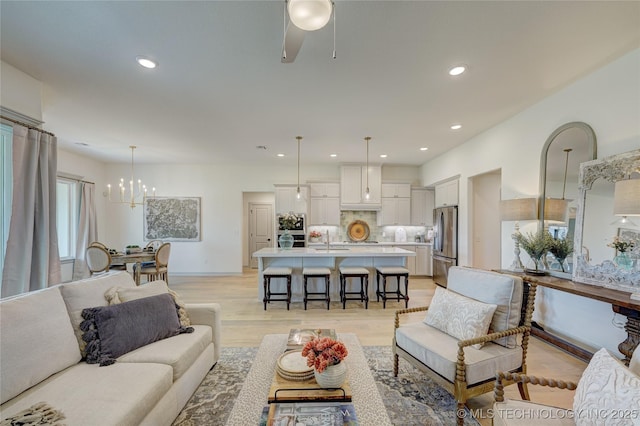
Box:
left=107, top=146, right=156, bottom=208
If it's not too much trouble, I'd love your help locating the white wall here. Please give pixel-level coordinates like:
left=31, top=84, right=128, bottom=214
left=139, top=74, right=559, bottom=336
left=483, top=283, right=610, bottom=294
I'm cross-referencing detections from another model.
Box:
left=420, top=48, right=640, bottom=356
left=0, top=61, right=42, bottom=121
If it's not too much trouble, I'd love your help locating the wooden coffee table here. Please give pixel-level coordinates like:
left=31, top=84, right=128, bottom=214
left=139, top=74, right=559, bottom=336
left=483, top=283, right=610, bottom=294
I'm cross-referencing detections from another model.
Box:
left=226, top=333, right=392, bottom=425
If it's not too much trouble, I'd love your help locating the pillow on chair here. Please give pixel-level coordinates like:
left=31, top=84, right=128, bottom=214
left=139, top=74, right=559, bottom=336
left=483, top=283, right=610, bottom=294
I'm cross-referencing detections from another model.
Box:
left=424, top=286, right=497, bottom=349
left=573, top=348, right=640, bottom=424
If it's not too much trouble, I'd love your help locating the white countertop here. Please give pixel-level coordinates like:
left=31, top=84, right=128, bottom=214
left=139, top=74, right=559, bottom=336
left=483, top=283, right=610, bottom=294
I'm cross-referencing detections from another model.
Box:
left=253, top=247, right=416, bottom=257
left=307, top=242, right=432, bottom=247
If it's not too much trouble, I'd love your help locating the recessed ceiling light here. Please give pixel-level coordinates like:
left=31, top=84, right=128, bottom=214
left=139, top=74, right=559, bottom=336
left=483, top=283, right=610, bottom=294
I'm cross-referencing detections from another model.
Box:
left=420, top=147, right=428, bottom=151
left=379, top=154, right=388, bottom=158
left=136, top=56, right=157, bottom=69
left=277, top=153, right=285, bottom=157
left=450, top=124, right=462, bottom=130
left=330, top=154, right=337, bottom=158
left=449, top=65, right=466, bottom=76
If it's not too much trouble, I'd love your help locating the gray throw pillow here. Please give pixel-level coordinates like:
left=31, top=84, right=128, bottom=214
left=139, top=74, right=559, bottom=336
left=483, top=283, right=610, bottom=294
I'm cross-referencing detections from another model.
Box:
left=80, top=293, right=193, bottom=366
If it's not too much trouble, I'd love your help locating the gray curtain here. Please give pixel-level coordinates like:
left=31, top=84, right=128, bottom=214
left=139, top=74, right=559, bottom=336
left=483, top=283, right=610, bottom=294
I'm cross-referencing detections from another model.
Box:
left=1, top=125, right=61, bottom=297
left=72, top=182, right=97, bottom=280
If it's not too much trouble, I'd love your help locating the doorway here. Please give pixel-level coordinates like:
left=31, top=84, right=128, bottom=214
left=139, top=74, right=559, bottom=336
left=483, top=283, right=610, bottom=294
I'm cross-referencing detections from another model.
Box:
left=244, top=192, right=275, bottom=268
left=469, top=170, right=501, bottom=270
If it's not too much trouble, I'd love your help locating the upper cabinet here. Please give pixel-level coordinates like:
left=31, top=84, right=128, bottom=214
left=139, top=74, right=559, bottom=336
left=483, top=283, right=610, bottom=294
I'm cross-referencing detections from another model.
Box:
left=340, top=165, right=381, bottom=210
left=379, top=183, right=411, bottom=225
left=309, top=183, right=340, bottom=225
left=275, top=185, right=308, bottom=215
left=434, top=180, right=459, bottom=208
left=410, top=188, right=435, bottom=226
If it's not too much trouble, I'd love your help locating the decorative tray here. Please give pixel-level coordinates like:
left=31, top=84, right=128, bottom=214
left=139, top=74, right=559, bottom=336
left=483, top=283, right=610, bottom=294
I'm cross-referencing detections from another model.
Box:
left=347, top=220, right=370, bottom=242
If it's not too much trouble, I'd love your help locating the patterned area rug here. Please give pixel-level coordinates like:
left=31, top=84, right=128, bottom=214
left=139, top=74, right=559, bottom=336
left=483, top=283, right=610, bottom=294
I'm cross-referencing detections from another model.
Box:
left=173, top=346, right=480, bottom=426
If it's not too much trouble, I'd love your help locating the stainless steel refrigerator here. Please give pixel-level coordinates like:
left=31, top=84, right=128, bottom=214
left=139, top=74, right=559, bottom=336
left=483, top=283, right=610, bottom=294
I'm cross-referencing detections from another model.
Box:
left=432, top=205, right=458, bottom=287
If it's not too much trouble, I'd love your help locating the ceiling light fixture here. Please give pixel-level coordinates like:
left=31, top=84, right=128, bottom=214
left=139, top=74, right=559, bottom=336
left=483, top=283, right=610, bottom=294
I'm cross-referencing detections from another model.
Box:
left=364, top=136, right=371, bottom=200
left=107, top=146, right=156, bottom=209
left=296, top=136, right=303, bottom=199
left=287, top=0, right=333, bottom=31
left=420, top=147, right=428, bottom=151
left=277, top=153, right=285, bottom=157
left=136, top=56, right=157, bottom=69
left=379, top=154, right=387, bottom=158
left=449, top=65, right=466, bottom=76
left=450, top=124, right=462, bottom=130
left=544, top=148, right=571, bottom=223
left=330, top=154, right=337, bottom=157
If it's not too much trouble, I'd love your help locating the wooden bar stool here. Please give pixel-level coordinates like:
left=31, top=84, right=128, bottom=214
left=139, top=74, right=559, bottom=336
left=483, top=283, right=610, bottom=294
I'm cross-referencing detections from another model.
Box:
left=263, top=267, right=292, bottom=310
left=339, top=266, right=369, bottom=309
left=375, top=266, right=410, bottom=308
left=303, top=267, right=331, bottom=310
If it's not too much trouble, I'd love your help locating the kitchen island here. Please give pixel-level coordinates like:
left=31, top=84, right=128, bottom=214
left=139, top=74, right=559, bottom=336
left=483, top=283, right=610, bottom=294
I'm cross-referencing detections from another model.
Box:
left=252, top=246, right=415, bottom=303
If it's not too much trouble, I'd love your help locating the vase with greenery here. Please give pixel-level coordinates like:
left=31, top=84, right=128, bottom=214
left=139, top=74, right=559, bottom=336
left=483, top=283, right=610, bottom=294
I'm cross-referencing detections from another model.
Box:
left=549, top=237, right=573, bottom=273
left=515, top=231, right=553, bottom=274
left=607, top=236, right=635, bottom=270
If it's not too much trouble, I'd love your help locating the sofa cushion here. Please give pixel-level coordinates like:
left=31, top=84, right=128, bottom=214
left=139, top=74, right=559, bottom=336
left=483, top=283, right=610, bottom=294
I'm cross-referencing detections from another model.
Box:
left=118, top=325, right=212, bottom=381
left=0, top=287, right=81, bottom=405
left=448, top=266, right=523, bottom=348
left=104, top=280, right=191, bottom=327
left=81, top=293, right=194, bottom=366
left=573, top=348, right=640, bottom=425
left=0, top=362, right=172, bottom=426
left=60, top=271, right=137, bottom=356
left=395, top=321, right=523, bottom=385
left=0, top=402, right=65, bottom=425
left=424, top=286, right=497, bottom=349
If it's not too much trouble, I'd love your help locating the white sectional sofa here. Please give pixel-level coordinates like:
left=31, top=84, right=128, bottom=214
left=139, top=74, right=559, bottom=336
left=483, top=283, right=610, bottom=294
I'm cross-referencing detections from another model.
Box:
left=0, top=271, right=221, bottom=426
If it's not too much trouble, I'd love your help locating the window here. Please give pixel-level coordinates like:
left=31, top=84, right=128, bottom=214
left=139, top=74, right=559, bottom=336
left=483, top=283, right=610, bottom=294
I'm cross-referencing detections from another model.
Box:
left=57, top=178, right=78, bottom=260
left=1, top=124, right=12, bottom=278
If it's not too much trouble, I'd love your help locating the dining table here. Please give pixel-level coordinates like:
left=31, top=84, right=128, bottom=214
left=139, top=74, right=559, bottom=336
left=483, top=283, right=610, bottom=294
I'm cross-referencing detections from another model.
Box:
left=110, top=251, right=156, bottom=285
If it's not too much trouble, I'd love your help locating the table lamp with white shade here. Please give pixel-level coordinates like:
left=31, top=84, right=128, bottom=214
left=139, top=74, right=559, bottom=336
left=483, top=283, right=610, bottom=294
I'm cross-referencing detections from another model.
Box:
left=612, top=178, right=640, bottom=227
left=501, top=198, right=538, bottom=271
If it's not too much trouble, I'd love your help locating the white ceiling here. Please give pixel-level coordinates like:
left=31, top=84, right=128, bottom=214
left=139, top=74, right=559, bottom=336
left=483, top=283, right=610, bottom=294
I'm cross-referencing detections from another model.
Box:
left=1, top=1, right=639, bottom=167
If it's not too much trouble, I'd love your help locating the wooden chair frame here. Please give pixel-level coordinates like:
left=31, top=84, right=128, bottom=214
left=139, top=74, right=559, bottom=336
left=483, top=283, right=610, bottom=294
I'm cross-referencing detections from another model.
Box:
left=393, top=281, right=537, bottom=425
left=86, top=246, right=112, bottom=275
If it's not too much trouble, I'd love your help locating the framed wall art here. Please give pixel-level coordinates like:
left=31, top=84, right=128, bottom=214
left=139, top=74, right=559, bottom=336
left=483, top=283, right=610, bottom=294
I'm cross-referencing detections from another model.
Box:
left=144, top=197, right=201, bottom=241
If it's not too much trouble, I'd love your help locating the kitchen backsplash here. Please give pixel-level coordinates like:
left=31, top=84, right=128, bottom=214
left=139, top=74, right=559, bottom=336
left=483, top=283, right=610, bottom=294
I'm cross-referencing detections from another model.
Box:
left=308, top=211, right=431, bottom=242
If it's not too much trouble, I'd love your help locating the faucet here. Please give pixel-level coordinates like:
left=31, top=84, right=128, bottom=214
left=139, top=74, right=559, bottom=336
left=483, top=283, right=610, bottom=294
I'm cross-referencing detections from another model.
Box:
left=326, top=230, right=330, bottom=250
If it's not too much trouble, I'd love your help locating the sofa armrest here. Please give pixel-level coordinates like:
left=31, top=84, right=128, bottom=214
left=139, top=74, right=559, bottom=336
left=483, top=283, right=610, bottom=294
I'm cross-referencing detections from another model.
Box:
left=394, top=306, right=429, bottom=328
left=185, top=303, right=222, bottom=360
left=493, top=372, right=578, bottom=403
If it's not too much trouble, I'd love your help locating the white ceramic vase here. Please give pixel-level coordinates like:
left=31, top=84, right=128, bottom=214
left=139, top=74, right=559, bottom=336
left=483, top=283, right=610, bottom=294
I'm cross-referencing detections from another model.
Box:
left=314, top=362, right=347, bottom=388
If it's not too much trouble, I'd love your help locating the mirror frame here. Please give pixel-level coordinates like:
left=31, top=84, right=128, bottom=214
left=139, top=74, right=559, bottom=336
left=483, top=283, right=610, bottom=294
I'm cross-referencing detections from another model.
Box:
left=539, top=122, right=597, bottom=278
left=573, top=149, right=640, bottom=290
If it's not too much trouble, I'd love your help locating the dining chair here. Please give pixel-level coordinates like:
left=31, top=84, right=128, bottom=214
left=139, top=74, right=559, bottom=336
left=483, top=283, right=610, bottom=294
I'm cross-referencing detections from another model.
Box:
left=144, top=240, right=163, bottom=251
left=89, top=241, right=126, bottom=270
left=134, top=242, right=171, bottom=284
left=86, top=246, right=112, bottom=276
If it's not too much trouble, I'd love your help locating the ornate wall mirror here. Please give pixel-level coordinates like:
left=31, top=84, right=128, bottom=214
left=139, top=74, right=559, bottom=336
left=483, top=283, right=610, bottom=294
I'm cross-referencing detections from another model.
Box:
left=573, top=149, right=640, bottom=291
left=539, top=122, right=597, bottom=278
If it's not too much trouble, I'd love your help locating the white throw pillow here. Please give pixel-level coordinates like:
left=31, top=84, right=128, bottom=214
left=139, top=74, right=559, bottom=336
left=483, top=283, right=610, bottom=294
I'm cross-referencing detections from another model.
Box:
left=573, top=348, right=640, bottom=426
left=104, top=280, right=191, bottom=327
left=424, top=286, right=497, bottom=349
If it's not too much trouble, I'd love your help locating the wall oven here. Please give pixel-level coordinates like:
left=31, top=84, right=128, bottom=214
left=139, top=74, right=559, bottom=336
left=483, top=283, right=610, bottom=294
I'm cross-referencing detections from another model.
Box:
left=277, top=214, right=306, bottom=248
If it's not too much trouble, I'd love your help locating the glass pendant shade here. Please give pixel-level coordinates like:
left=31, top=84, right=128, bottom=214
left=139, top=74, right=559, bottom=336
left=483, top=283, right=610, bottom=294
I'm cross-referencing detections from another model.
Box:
left=288, top=0, right=333, bottom=31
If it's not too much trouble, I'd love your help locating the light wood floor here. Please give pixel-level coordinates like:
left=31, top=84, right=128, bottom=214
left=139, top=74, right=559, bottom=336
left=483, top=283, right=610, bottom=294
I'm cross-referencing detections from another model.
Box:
left=169, top=269, right=586, bottom=425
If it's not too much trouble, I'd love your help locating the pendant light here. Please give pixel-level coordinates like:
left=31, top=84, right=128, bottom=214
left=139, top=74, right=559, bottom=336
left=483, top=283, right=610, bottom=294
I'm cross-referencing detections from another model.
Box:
left=611, top=176, right=640, bottom=227
left=296, top=136, right=303, bottom=199
left=544, top=148, right=571, bottom=223
left=364, top=137, right=371, bottom=200
left=106, top=146, right=156, bottom=209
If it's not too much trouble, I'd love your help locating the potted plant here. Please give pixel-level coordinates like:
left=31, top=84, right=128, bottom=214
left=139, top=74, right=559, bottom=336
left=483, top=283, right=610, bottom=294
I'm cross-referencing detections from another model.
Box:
left=515, top=231, right=553, bottom=275
left=301, top=337, right=349, bottom=388
left=309, top=230, right=322, bottom=243
left=125, top=245, right=142, bottom=254
left=607, top=236, right=635, bottom=270
left=548, top=237, right=573, bottom=273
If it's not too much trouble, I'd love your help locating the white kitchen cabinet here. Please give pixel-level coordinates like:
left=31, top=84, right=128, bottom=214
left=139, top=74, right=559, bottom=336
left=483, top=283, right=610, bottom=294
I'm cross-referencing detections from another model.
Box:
left=435, top=180, right=459, bottom=207
left=309, top=196, right=340, bottom=225
left=310, top=182, right=340, bottom=198
left=415, top=245, right=432, bottom=276
left=381, top=183, right=411, bottom=198
left=275, top=185, right=308, bottom=215
left=410, top=188, right=435, bottom=226
left=379, top=197, right=411, bottom=225
left=340, top=164, right=381, bottom=209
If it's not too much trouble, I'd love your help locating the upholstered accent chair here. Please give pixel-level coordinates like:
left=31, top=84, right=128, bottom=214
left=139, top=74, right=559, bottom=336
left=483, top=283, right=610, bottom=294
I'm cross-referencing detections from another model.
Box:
left=393, top=266, right=536, bottom=425
left=493, top=347, right=640, bottom=425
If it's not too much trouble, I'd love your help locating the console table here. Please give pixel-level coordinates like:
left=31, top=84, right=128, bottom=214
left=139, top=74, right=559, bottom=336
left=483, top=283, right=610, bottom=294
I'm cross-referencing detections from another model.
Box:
left=497, top=270, right=640, bottom=365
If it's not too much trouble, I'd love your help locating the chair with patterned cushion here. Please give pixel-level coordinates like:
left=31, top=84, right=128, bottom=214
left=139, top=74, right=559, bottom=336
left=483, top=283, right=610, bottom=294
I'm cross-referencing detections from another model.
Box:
left=393, top=266, right=537, bottom=426
left=134, top=242, right=171, bottom=284
left=492, top=347, right=640, bottom=425
left=86, top=246, right=112, bottom=276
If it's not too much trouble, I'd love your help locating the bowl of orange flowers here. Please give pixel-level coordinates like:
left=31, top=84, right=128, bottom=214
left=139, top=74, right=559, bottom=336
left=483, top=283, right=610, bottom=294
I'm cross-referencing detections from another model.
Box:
left=301, top=337, right=348, bottom=388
